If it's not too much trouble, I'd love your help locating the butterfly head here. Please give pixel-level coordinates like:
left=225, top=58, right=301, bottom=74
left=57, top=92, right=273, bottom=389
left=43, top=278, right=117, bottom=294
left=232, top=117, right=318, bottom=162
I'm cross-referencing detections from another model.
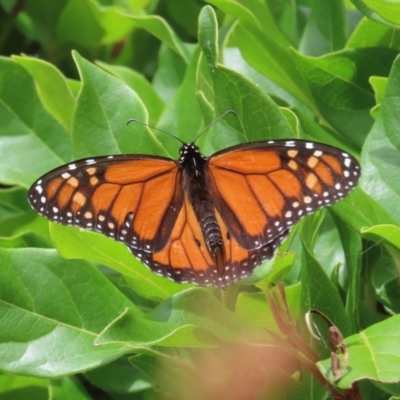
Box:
left=178, top=143, right=208, bottom=167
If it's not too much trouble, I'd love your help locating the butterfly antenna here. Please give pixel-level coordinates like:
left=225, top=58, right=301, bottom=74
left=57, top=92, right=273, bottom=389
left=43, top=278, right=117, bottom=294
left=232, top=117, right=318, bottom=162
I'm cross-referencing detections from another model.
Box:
left=126, top=119, right=185, bottom=145
left=192, top=110, right=236, bottom=143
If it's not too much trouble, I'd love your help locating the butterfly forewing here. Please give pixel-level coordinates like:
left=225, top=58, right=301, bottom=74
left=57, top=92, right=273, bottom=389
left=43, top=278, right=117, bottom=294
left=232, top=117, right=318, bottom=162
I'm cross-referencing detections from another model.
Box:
left=208, top=139, right=360, bottom=250
left=28, top=155, right=183, bottom=253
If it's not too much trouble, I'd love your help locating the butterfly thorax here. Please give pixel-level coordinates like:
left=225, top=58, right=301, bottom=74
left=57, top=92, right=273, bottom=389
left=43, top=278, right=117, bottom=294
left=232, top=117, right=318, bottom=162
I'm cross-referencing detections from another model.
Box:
left=179, top=143, right=225, bottom=274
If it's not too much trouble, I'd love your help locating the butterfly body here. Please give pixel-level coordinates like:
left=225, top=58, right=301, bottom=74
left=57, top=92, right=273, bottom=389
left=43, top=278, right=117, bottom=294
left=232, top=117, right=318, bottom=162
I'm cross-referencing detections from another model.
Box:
left=28, top=139, right=360, bottom=288
left=179, top=143, right=225, bottom=274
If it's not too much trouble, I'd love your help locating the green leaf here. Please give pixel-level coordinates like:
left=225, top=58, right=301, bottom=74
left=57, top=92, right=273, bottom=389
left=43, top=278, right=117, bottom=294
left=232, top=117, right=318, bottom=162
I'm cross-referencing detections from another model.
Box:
left=207, top=0, right=291, bottom=48
left=0, top=231, right=51, bottom=250
left=369, top=76, right=388, bottom=119
left=332, top=188, right=398, bottom=231
left=370, top=76, right=388, bottom=103
left=129, top=354, right=186, bottom=397
left=13, top=0, right=66, bottom=47
left=72, top=51, right=167, bottom=158
left=359, top=55, right=400, bottom=224
left=241, top=229, right=296, bottom=286
left=318, top=314, right=400, bottom=387
left=356, top=0, right=400, bottom=26
left=57, top=0, right=104, bottom=48
left=300, top=216, right=352, bottom=338
left=211, top=65, right=294, bottom=147
left=0, top=57, right=71, bottom=187
left=156, top=47, right=204, bottom=155
left=0, top=211, right=44, bottom=238
left=350, top=0, right=400, bottom=27
left=232, top=25, right=314, bottom=110
left=198, top=6, right=219, bottom=68
left=0, top=373, right=48, bottom=400
left=84, top=356, right=152, bottom=394
left=203, top=1, right=313, bottom=109
left=362, top=224, right=400, bottom=251
left=98, top=288, right=271, bottom=347
left=0, top=248, right=140, bottom=377
left=49, top=376, right=91, bottom=400
left=152, top=44, right=187, bottom=103
left=97, top=6, right=136, bottom=45
left=128, top=15, right=192, bottom=63
left=346, top=17, right=400, bottom=49
left=97, top=307, right=216, bottom=348
left=0, top=187, right=30, bottom=214
left=332, top=215, right=362, bottom=332
left=96, top=61, right=165, bottom=124
left=293, top=47, right=398, bottom=148
left=13, top=56, right=75, bottom=132
left=374, top=258, right=400, bottom=316
left=223, top=48, right=297, bottom=106
left=380, top=55, right=400, bottom=151
left=300, top=0, right=347, bottom=56
left=235, top=283, right=301, bottom=334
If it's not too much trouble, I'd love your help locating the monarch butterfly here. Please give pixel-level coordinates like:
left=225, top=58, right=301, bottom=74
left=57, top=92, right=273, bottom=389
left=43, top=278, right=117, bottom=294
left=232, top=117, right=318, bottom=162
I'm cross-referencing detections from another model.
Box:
left=28, top=115, right=360, bottom=288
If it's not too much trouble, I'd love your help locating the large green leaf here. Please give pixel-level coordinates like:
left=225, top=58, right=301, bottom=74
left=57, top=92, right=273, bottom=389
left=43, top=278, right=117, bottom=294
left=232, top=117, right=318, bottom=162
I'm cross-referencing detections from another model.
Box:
left=351, top=0, right=400, bottom=27
left=96, top=61, right=165, bottom=124
left=13, top=56, right=75, bottom=132
left=360, top=55, right=400, bottom=225
left=0, top=58, right=71, bottom=187
left=72, top=51, right=167, bottom=158
left=293, top=47, right=397, bottom=148
left=0, top=248, right=140, bottom=377
left=299, top=0, right=347, bottom=56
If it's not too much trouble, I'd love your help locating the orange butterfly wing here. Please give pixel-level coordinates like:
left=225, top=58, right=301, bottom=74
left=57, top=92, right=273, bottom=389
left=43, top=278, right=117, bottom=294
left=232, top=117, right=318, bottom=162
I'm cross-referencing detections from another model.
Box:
left=28, top=155, right=183, bottom=253
left=207, top=140, right=360, bottom=250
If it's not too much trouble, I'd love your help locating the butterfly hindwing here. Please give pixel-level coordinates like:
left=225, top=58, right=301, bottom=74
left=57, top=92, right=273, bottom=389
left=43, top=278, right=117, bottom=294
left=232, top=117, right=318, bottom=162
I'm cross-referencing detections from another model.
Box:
left=28, top=154, right=183, bottom=253
left=128, top=193, right=288, bottom=288
left=207, top=139, right=360, bottom=250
